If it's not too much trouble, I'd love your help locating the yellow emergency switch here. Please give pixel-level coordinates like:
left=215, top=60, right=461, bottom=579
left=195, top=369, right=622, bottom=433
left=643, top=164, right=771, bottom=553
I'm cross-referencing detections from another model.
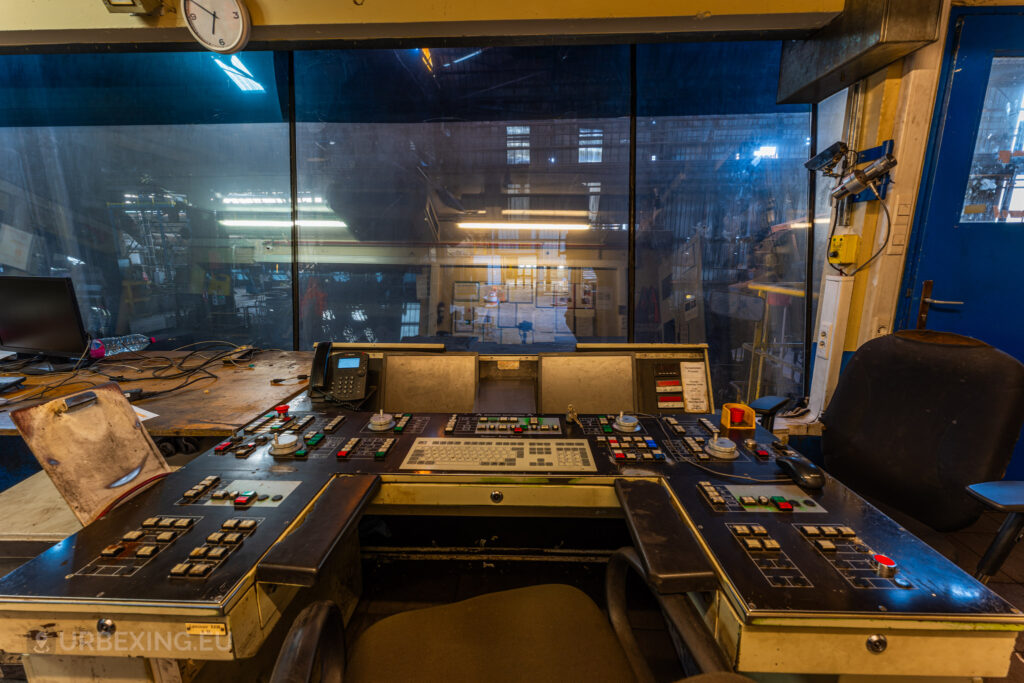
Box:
left=828, top=234, right=860, bottom=266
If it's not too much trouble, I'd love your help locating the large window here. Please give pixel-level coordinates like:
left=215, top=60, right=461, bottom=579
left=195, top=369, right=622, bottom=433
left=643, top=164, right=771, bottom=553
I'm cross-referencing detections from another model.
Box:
left=0, top=52, right=292, bottom=349
left=635, top=43, right=811, bottom=402
left=294, top=47, right=631, bottom=351
left=0, top=42, right=814, bottom=401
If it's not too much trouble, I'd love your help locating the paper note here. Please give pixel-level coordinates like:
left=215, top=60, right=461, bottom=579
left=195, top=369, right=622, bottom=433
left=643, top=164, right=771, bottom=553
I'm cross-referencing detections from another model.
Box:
left=681, top=362, right=709, bottom=413
left=133, top=406, right=159, bottom=422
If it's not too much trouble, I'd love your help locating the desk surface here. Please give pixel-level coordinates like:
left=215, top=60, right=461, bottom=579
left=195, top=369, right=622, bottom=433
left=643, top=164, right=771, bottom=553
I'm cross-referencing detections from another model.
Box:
left=0, top=350, right=312, bottom=438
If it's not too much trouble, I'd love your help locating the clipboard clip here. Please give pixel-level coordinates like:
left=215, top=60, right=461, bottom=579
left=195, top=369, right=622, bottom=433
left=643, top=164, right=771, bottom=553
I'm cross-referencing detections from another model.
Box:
left=56, top=391, right=97, bottom=415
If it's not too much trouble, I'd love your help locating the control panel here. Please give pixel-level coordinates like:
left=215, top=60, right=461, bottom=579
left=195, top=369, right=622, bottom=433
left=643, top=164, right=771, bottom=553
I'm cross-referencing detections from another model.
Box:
left=0, top=402, right=1017, bottom=651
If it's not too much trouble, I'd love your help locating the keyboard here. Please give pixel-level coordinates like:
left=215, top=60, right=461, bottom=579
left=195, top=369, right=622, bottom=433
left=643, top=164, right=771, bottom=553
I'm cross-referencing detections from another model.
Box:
left=399, top=438, right=596, bottom=472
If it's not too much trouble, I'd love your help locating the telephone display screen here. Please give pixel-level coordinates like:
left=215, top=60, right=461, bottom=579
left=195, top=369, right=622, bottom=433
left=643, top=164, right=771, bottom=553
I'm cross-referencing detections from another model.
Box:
left=337, top=357, right=361, bottom=369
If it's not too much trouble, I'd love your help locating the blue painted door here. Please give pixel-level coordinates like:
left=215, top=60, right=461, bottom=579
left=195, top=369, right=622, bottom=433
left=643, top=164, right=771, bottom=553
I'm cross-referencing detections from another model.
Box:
left=900, top=10, right=1024, bottom=477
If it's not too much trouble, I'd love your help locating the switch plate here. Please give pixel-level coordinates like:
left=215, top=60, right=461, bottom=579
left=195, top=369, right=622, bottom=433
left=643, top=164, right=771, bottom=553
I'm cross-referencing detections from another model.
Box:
left=817, top=322, right=834, bottom=360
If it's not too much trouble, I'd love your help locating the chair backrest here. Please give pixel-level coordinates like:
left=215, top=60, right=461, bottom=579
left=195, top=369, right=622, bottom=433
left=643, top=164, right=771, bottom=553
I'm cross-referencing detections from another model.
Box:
left=822, top=330, right=1024, bottom=531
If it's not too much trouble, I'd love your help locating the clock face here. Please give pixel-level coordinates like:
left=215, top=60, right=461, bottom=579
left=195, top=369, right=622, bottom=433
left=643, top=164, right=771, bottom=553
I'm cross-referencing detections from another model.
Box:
left=181, top=0, right=251, bottom=54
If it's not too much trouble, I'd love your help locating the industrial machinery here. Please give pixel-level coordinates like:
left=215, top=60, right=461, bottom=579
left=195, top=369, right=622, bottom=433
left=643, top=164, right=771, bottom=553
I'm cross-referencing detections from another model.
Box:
left=0, top=345, right=1019, bottom=681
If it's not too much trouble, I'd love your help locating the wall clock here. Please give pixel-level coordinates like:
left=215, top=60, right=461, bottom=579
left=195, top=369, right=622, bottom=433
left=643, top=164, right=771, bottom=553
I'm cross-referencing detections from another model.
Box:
left=181, top=0, right=252, bottom=54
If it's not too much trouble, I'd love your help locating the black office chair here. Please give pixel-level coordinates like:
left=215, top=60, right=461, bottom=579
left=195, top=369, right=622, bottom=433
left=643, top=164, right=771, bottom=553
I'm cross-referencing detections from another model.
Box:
left=821, top=330, right=1024, bottom=574
left=269, top=548, right=754, bottom=683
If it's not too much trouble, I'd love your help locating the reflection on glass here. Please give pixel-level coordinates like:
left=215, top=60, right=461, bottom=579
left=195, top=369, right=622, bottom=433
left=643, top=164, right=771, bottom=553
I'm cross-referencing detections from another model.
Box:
left=0, top=52, right=292, bottom=349
left=812, top=89, right=848, bottom=330
left=634, top=43, right=811, bottom=403
left=295, top=47, right=630, bottom=351
left=962, top=58, right=1024, bottom=222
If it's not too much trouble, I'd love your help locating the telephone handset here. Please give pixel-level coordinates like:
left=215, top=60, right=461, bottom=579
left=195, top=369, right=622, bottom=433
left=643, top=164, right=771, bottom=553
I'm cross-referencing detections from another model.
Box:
left=310, top=343, right=369, bottom=402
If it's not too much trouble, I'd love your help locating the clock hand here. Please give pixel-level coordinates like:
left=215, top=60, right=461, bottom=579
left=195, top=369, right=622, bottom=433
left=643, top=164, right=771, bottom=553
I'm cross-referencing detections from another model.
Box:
left=187, top=0, right=215, bottom=18
left=211, top=10, right=217, bottom=35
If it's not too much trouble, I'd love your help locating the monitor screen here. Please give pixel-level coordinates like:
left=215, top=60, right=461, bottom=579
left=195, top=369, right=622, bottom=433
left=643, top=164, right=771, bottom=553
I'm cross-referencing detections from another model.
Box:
left=0, top=276, right=89, bottom=357
left=337, top=357, right=361, bottom=369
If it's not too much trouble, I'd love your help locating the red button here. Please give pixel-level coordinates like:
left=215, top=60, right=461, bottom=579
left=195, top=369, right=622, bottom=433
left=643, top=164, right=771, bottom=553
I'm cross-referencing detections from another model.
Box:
left=514, top=427, right=523, bottom=433
left=775, top=500, right=793, bottom=511
left=614, top=451, right=625, bottom=460
left=756, top=449, right=769, bottom=457
left=274, top=405, right=289, bottom=416
left=730, top=407, right=746, bottom=424
left=337, top=450, right=350, bottom=458
left=873, top=554, right=896, bottom=567
left=214, top=441, right=232, bottom=453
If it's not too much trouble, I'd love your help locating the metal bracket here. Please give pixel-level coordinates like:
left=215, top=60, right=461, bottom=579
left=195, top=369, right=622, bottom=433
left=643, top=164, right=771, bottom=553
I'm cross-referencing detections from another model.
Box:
left=849, top=140, right=895, bottom=203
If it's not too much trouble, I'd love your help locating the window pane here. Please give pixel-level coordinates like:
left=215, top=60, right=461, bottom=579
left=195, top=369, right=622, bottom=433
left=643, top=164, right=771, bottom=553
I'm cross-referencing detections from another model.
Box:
left=295, top=47, right=630, bottom=350
left=635, top=42, right=811, bottom=402
left=962, top=57, right=1024, bottom=222
left=0, top=52, right=292, bottom=349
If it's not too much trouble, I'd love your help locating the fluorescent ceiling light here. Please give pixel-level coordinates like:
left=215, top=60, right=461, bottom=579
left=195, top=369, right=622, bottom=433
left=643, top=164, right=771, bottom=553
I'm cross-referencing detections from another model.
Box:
left=501, top=210, right=589, bottom=217
left=218, top=206, right=335, bottom=213
left=457, top=222, right=589, bottom=231
left=219, top=219, right=348, bottom=228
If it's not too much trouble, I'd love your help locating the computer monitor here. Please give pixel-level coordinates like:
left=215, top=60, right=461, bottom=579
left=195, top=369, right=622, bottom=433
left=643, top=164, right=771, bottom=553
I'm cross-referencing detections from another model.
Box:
left=0, top=276, right=90, bottom=360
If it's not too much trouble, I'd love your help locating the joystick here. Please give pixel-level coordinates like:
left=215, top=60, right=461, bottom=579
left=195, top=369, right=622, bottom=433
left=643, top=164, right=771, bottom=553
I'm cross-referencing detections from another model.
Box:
left=613, top=411, right=640, bottom=433
left=369, top=410, right=396, bottom=431
left=269, top=432, right=300, bottom=456
left=706, top=429, right=738, bottom=460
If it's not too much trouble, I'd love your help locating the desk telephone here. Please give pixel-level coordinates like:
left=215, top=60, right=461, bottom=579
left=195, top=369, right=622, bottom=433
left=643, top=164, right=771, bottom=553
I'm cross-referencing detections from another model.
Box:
left=310, top=343, right=369, bottom=402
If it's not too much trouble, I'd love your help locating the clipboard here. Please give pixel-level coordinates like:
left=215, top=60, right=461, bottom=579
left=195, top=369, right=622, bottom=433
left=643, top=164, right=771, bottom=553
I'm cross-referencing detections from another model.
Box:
left=11, top=383, right=170, bottom=525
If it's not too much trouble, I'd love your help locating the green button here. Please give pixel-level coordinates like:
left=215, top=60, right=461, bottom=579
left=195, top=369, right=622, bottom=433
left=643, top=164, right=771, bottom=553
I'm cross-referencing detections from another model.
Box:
left=295, top=449, right=308, bottom=458
left=394, top=426, right=404, bottom=434
left=374, top=452, right=387, bottom=460
left=307, top=433, right=324, bottom=446
left=603, top=425, right=613, bottom=433
left=489, top=417, right=498, bottom=422
left=770, top=496, right=787, bottom=503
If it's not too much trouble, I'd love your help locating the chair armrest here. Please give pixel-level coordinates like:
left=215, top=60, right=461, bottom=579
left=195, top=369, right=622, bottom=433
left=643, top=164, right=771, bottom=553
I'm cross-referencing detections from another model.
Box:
left=257, top=475, right=380, bottom=587
left=606, top=548, right=732, bottom=680
left=966, top=481, right=1024, bottom=512
left=269, top=600, right=346, bottom=683
left=614, top=479, right=716, bottom=593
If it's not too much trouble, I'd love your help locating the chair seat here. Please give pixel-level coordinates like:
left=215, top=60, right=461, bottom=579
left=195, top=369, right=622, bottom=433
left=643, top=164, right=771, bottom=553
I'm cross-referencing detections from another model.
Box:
left=967, top=481, right=1024, bottom=512
left=346, top=584, right=636, bottom=683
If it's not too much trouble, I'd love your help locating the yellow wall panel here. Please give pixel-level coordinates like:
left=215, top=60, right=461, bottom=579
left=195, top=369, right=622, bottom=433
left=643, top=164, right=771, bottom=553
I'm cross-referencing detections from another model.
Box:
left=1, top=0, right=842, bottom=45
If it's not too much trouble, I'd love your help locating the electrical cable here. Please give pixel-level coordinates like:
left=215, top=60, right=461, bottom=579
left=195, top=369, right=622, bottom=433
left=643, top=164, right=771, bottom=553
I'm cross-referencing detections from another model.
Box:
left=826, top=179, right=892, bottom=277
left=844, top=180, right=892, bottom=277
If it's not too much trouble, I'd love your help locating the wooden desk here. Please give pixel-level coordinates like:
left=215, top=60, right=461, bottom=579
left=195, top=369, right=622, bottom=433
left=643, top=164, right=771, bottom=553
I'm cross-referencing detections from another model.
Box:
left=0, top=350, right=312, bottom=437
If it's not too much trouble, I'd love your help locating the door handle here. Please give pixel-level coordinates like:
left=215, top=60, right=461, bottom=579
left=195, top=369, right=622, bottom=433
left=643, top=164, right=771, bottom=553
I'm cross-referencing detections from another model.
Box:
left=917, top=280, right=965, bottom=329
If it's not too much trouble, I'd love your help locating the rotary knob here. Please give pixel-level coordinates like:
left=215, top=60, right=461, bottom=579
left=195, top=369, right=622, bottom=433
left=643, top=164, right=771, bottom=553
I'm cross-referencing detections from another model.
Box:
left=706, top=436, right=739, bottom=460
left=872, top=554, right=898, bottom=578
left=269, top=433, right=300, bottom=456
left=613, top=412, right=640, bottom=433
left=369, top=410, right=396, bottom=431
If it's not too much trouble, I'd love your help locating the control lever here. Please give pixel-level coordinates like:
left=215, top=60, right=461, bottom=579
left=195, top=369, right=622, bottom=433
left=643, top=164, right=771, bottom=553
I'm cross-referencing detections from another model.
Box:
left=566, top=404, right=583, bottom=430
left=257, top=475, right=380, bottom=586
